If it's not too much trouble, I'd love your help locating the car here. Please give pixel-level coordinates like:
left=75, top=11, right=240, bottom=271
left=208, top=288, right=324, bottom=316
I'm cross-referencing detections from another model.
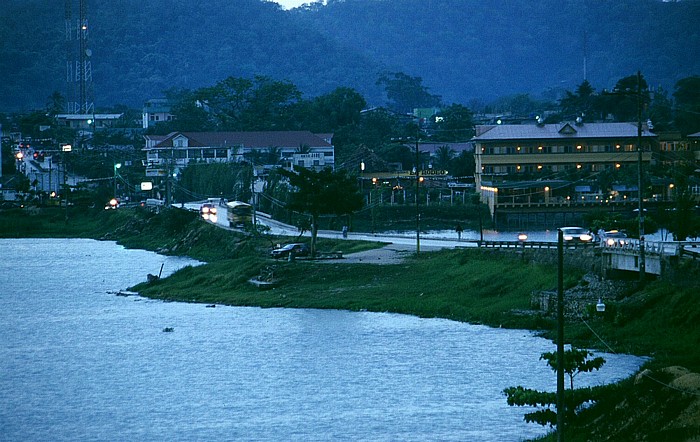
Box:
left=599, top=230, right=628, bottom=246
left=270, top=243, right=310, bottom=259
left=559, top=226, right=593, bottom=242
left=199, top=203, right=218, bottom=216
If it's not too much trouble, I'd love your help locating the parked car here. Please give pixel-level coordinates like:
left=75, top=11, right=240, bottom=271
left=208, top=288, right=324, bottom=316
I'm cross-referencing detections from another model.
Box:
left=559, top=226, right=594, bottom=242
left=270, top=243, right=310, bottom=259
left=599, top=230, right=628, bottom=246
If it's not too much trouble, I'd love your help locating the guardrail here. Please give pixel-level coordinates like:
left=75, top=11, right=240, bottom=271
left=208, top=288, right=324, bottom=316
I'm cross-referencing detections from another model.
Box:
left=477, top=240, right=594, bottom=249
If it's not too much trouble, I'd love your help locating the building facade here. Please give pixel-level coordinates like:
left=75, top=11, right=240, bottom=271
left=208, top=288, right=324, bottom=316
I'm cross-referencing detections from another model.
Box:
left=472, top=121, right=656, bottom=216
left=142, top=131, right=335, bottom=177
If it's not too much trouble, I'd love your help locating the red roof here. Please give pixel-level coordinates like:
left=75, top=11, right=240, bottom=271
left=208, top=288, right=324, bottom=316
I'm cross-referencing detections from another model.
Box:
left=154, top=131, right=333, bottom=148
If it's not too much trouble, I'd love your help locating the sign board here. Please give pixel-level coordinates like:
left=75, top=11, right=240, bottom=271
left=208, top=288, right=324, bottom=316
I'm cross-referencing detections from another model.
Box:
left=60, top=143, right=72, bottom=152
left=140, top=182, right=153, bottom=191
left=145, top=169, right=166, bottom=177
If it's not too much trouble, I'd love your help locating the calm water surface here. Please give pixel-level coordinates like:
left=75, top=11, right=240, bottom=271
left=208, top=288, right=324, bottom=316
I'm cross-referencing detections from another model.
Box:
left=0, top=239, right=645, bottom=441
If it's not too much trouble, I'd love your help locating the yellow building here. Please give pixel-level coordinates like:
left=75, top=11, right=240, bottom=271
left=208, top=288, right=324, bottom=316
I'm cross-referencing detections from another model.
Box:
left=473, top=121, right=656, bottom=216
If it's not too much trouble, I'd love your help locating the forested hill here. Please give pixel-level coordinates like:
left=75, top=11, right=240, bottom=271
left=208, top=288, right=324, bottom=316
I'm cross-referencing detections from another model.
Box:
left=297, top=0, right=700, bottom=105
left=2, top=0, right=698, bottom=112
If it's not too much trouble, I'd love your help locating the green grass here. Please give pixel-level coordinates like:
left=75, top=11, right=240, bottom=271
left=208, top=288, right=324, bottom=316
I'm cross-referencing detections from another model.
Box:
left=133, top=248, right=563, bottom=331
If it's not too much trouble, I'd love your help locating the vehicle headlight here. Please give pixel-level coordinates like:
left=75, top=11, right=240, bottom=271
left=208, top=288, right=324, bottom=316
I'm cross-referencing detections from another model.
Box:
left=581, top=234, right=593, bottom=242
left=564, top=235, right=573, bottom=241
left=607, top=238, right=615, bottom=246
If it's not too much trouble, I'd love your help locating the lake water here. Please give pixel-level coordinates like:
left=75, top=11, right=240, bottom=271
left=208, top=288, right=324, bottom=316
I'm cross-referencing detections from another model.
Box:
left=0, top=239, right=646, bottom=441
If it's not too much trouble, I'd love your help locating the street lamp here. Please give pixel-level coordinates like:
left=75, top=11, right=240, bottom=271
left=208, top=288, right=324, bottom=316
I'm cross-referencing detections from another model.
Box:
left=415, top=134, right=421, bottom=255
left=360, top=161, right=365, bottom=196
left=113, top=163, right=122, bottom=198
left=556, top=229, right=566, bottom=441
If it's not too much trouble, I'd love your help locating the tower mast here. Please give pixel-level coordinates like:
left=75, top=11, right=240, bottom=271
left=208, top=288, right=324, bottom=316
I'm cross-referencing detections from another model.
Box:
left=65, top=0, right=93, bottom=115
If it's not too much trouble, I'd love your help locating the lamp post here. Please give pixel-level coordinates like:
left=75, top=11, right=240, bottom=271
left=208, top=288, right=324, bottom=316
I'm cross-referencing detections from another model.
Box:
left=635, top=71, right=646, bottom=283
left=360, top=161, right=365, bottom=200
left=113, top=162, right=121, bottom=198
left=415, top=134, right=421, bottom=255
left=556, top=228, right=566, bottom=442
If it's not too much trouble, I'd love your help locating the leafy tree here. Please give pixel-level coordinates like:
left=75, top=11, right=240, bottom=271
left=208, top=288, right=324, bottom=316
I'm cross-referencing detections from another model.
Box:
left=239, top=76, right=302, bottom=130
left=647, top=86, right=674, bottom=133
left=433, top=145, right=455, bottom=170
left=434, top=104, right=475, bottom=141
left=377, top=72, right=441, bottom=114
left=673, top=76, right=700, bottom=136
left=45, top=91, right=65, bottom=116
left=602, top=73, right=651, bottom=122
left=278, top=167, right=363, bottom=257
left=450, top=150, right=475, bottom=178
left=303, top=87, right=366, bottom=132
left=504, top=348, right=606, bottom=427
left=665, top=188, right=700, bottom=241
left=559, top=80, right=598, bottom=120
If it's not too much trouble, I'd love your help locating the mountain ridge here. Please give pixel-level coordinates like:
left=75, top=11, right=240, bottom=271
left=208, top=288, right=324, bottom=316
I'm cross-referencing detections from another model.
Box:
left=1, top=0, right=698, bottom=112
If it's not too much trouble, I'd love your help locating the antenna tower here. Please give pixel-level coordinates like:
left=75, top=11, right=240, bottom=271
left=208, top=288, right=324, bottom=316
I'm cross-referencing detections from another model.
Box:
left=65, top=0, right=93, bottom=114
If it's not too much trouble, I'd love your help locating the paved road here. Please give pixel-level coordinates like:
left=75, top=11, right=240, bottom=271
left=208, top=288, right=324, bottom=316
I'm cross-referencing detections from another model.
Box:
left=183, top=202, right=471, bottom=264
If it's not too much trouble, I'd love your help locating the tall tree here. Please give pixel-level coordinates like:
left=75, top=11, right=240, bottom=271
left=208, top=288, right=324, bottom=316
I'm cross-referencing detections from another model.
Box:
left=434, top=104, right=475, bottom=141
left=559, top=80, right=598, bottom=120
left=673, top=76, right=700, bottom=136
left=279, top=167, right=363, bottom=257
left=602, top=73, right=650, bottom=122
left=377, top=72, right=442, bottom=114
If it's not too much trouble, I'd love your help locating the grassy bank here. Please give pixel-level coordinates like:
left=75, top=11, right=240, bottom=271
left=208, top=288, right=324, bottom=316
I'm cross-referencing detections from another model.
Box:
left=3, top=206, right=699, bottom=440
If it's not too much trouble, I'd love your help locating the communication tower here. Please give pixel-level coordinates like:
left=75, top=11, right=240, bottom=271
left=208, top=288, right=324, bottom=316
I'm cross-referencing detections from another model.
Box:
left=65, top=0, right=93, bottom=114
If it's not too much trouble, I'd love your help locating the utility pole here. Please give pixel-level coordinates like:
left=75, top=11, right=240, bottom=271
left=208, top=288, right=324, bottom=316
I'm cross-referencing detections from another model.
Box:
left=415, top=133, right=421, bottom=255
left=556, top=229, right=565, bottom=442
left=636, top=70, right=646, bottom=283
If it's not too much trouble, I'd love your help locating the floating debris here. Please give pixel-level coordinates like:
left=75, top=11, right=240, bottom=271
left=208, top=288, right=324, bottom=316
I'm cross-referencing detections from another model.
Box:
left=205, top=304, right=216, bottom=308
left=162, top=327, right=174, bottom=333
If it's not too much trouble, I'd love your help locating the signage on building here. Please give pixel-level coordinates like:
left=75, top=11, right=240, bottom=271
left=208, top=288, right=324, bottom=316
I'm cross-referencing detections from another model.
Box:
left=145, top=169, right=166, bottom=177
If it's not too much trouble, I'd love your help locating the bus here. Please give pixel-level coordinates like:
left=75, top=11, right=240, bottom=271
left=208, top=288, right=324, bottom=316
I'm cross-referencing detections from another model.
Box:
left=226, top=201, right=253, bottom=227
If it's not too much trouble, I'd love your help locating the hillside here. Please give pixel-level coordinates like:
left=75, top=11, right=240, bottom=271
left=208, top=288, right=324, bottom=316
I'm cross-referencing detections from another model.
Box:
left=2, top=0, right=699, bottom=111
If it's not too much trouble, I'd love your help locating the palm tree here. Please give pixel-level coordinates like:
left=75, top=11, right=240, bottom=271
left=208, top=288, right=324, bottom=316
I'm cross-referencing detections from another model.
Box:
left=434, top=145, right=455, bottom=170
left=296, top=144, right=311, bottom=154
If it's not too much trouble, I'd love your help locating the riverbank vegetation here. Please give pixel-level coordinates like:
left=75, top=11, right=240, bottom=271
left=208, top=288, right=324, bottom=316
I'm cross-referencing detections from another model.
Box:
left=2, top=206, right=699, bottom=440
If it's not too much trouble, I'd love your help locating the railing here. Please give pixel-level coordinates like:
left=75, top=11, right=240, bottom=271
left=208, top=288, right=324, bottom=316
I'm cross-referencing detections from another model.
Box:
left=477, top=240, right=594, bottom=249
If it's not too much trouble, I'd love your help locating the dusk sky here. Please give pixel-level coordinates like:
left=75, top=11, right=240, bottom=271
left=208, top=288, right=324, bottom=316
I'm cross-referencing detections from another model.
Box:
left=274, top=0, right=314, bottom=9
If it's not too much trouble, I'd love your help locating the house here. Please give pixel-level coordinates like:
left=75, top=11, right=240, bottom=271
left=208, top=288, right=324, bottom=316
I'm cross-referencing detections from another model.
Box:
left=472, top=121, right=656, bottom=216
left=55, top=113, right=124, bottom=133
left=142, top=99, right=175, bottom=129
left=142, top=131, right=335, bottom=176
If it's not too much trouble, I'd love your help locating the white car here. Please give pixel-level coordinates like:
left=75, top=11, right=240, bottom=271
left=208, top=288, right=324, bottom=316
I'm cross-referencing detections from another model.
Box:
left=559, top=227, right=593, bottom=242
left=600, top=230, right=628, bottom=246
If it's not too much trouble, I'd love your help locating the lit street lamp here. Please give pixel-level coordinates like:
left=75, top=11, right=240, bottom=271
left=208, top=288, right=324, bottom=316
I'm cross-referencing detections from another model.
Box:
left=113, top=162, right=122, bottom=198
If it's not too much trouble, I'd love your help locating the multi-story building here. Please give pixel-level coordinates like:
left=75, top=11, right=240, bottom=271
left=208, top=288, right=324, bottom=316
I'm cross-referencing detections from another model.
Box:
left=142, top=131, right=334, bottom=177
left=472, top=121, right=656, bottom=217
